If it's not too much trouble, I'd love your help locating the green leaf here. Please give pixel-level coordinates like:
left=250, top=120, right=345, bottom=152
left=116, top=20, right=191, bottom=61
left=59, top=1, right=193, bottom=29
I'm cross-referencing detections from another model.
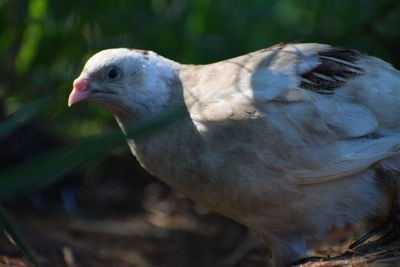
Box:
left=15, top=24, right=43, bottom=74
left=0, top=97, right=49, bottom=140
left=29, top=0, right=48, bottom=20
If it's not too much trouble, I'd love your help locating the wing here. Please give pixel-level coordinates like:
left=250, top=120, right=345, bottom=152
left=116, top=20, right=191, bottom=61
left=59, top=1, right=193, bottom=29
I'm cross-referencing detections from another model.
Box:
left=181, top=43, right=400, bottom=184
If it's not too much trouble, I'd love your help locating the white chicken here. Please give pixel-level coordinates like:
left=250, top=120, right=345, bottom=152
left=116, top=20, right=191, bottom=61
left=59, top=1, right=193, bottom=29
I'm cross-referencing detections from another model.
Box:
left=68, top=43, right=400, bottom=266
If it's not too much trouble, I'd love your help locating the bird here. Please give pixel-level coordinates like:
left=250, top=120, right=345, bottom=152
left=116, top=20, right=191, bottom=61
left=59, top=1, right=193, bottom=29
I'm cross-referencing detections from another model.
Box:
left=68, top=43, right=400, bottom=266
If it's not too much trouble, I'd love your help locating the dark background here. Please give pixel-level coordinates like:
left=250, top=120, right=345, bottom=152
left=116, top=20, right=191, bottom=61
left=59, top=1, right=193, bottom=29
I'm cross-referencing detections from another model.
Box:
left=1, top=0, right=400, bottom=266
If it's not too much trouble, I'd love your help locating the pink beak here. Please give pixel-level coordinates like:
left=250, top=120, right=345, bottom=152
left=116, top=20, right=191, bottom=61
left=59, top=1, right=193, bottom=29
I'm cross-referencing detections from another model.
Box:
left=68, top=78, right=92, bottom=107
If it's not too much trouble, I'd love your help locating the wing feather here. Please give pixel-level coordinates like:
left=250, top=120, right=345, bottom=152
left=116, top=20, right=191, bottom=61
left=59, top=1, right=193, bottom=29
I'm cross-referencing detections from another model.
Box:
left=181, top=43, right=400, bottom=185
left=291, top=134, right=400, bottom=185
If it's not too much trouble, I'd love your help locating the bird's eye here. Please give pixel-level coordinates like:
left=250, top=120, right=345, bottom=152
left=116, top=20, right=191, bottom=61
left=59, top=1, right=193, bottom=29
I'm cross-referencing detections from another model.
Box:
left=107, top=68, right=119, bottom=79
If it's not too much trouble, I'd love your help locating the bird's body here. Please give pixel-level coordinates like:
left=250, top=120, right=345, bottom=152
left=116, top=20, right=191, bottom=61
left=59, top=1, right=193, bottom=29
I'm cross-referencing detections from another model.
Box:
left=69, top=43, right=400, bottom=266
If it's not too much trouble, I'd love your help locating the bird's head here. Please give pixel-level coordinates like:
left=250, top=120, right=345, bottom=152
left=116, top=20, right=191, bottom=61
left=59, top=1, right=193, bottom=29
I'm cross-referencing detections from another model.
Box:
left=68, top=48, right=179, bottom=119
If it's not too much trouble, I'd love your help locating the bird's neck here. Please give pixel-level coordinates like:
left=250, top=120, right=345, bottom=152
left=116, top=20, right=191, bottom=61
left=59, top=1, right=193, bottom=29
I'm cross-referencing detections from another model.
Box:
left=115, top=112, right=192, bottom=184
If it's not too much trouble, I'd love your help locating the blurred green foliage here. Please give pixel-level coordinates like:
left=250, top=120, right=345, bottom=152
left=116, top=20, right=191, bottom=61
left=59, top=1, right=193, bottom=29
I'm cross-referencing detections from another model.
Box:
left=1, top=0, right=400, bottom=199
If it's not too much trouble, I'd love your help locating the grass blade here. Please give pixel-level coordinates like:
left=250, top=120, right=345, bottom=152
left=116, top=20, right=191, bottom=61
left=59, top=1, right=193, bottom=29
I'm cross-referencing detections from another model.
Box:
left=0, top=98, right=49, bottom=140
left=0, top=205, right=42, bottom=267
left=0, top=104, right=188, bottom=202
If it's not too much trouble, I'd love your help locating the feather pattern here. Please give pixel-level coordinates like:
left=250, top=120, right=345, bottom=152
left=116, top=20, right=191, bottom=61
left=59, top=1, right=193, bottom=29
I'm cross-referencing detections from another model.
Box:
left=299, top=47, right=365, bottom=93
